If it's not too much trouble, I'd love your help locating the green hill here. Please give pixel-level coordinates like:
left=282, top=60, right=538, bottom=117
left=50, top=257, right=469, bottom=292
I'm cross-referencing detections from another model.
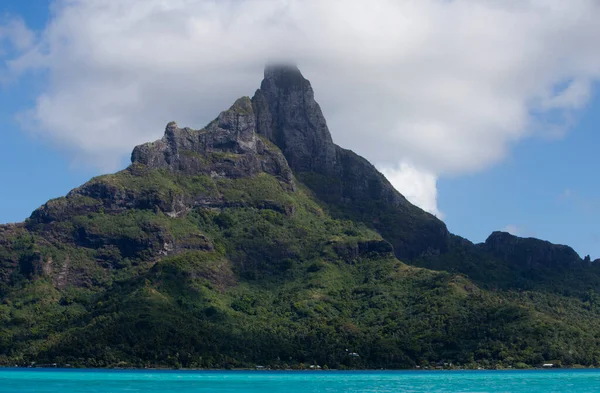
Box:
left=0, top=66, right=599, bottom=369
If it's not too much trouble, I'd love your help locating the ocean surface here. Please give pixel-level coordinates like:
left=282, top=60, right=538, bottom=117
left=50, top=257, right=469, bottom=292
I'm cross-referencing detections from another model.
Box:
left=1, top=369, right=599, bottom=392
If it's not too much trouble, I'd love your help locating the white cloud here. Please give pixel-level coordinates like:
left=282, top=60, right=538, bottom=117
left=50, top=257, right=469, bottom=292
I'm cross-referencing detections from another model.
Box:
left=6, top=0, right=600, bottom=213
left=380, top=162, right=442, bottom=218
left=0, top=16, right=34, bottom=62
left=502, top=224, right=521, bottom=236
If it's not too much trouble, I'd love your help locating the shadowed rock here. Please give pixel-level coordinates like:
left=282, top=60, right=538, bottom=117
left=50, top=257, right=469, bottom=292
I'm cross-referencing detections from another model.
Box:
left=482, top=231, right=582, bottom=268
left=253, top=64, right=338, bottom=173
left=131, top=96, right=293, bottom=185
left=253, top=65, right=450, bottom=260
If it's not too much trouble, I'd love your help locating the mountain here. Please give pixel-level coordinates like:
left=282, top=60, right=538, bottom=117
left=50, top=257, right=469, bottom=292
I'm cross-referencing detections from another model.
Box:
left=0, top=66, right=599, bottom=369
left=253, top=65, right=449, bottom=261
left=414, top=231, right=600, bottom=296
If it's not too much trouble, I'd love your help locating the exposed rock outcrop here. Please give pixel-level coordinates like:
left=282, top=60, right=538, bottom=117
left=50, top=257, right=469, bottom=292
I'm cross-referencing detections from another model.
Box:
left=29, top=97, right=296, bottom=222
left=253, top=65, right=338, bottom=173
left=481, top=231, right=582, bottom=268
left=252, top=65, right=450, bottom=260
left=332, top=239, right=395, bottom=261
left=131, top=96, right=294, bottom=185
left=25, top=96, right=300, bottom=271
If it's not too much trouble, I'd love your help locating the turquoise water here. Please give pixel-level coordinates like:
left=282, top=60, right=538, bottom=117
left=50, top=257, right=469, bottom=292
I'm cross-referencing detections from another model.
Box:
left=1, top=369, right=599, bottom=392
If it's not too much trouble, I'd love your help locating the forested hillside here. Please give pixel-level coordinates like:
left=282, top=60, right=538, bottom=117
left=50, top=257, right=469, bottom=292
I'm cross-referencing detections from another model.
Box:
left=0, top=66, right=598, bottom=369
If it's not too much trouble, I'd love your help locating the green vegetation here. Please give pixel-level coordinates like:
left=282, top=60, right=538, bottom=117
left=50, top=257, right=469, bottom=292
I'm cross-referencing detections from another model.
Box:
left=413, top=236, right=600, bottom=298
left=0, top=160, right=599, bottom=370
left=6, top=65, right=600, bottom=371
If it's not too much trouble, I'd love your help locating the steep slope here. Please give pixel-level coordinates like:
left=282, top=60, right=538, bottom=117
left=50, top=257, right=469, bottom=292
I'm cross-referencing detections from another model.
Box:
left=252, top=65, right=449, bottom=260
left=0, top=66, right=599, bottom=369
left=251, top=65, right=600, bottom=297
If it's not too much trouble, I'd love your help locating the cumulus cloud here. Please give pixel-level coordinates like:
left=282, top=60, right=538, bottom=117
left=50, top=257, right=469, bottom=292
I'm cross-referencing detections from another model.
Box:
left=6, top=0, right=600, bottom=213
left=380, top=162, right=442, bottom=218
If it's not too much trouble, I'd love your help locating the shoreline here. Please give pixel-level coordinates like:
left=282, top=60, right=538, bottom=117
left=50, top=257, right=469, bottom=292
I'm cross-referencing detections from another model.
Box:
left=1, top=366, right=597, bottom=372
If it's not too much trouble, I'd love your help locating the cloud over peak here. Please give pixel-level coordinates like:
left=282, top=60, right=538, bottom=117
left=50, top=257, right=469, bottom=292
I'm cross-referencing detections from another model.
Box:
left=5, top=0, right=600, bottom=215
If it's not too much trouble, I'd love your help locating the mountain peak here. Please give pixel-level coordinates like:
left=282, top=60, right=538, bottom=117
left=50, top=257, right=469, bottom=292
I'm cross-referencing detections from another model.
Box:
left=264, top=63, right=301, bottom=74
left=483, top=230, right=582, bottom=268
left=253, top=65, right=450, bottom=260
left=263, top=64, right=307, bottom=92
left=252, top=65, right=337, bottom=173
left=128, top=95, right=293, bottom=185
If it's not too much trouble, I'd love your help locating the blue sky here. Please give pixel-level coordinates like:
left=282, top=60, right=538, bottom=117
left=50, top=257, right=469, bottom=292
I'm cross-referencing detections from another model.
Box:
left=438, top=92, right=600, bottom=257
left=1, top=0, right=599, bottom=259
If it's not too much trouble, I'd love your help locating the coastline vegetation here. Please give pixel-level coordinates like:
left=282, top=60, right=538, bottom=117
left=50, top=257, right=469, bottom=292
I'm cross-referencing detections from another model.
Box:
left=0, top=169, right=599, bottom=370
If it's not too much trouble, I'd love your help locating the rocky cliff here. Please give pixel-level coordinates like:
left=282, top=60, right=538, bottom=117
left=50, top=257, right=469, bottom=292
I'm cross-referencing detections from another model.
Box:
left=131, top=97, right=293, bottom=186
left=252, top=65, right=450, bottom=260
left=482, top=231, right=582, bottom=269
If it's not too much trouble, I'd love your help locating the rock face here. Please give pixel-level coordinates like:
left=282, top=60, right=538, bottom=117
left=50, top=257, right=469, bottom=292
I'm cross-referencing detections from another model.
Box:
left=131, top=97, right=293, bottom=185
left=24, top=96, right=300, bottom=280
left=34, top=96, right=297, bottom=221
left=252, top=65, right=449, bottom=260
left=253, top=65, right=338, bottom=174
left=482, top=231, right=582, bottom=268
left=0, top=224, right=25, bottom=281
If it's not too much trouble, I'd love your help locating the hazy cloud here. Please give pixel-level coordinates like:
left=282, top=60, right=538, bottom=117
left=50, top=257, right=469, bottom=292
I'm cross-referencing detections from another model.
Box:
left=561, top=188, right=574, bottom=200
left=7, top=0, right=600, bottom=214
left=558, top=188, right=600, bottom=214
left=502, top=224, right=536, bottom=238
left=502, top=224, right=521, bottom=236
left=0, top=16, right=34, bottom=51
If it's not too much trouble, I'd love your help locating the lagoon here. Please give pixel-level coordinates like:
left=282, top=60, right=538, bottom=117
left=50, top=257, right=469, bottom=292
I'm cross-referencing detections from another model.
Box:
left=1, top=369, right=599, bottom=392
